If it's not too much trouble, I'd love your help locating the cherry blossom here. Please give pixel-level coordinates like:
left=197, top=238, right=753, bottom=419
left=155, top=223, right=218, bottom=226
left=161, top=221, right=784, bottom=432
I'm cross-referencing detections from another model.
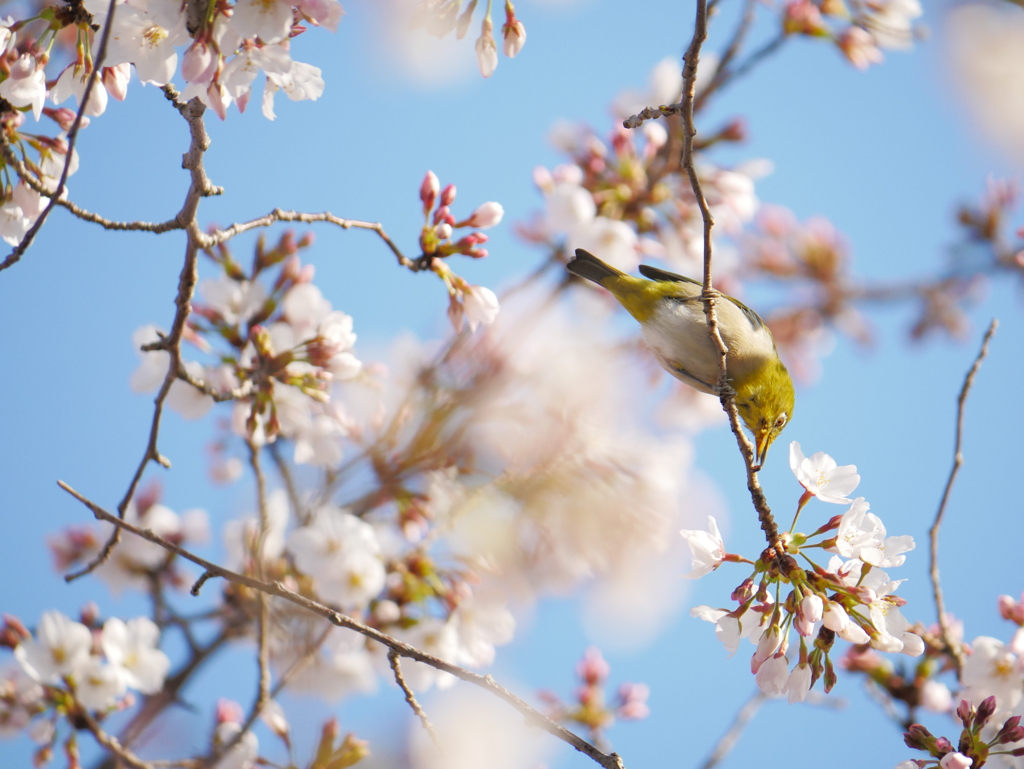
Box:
left=102, top=617, right=170, bottom=694
left=679, top=515, right=726, bottom=579
left=0, top=54, right=46, bottom=120
left=962, top=637, right=1023, bottom=711
left=232, top=0, right=294, bottom=43
left=789, top=441, right=861, bottom=504
left=14, top=611, right=91, bottom=684
left=105, top=0, right=190, bottom=86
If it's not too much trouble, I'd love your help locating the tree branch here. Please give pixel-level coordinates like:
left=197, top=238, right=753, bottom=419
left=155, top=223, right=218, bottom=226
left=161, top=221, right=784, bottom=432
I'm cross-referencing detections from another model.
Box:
left=58, top=481, right=627, bottom=769
left=202, top=209, right=414, bottom=269
left=66, top=94, right=218, bottom=582
left=929, top=318, right=998, bottom=677
left=388, top=649, right=442, bottom=748
left=675, top=0, right=783, bottom=555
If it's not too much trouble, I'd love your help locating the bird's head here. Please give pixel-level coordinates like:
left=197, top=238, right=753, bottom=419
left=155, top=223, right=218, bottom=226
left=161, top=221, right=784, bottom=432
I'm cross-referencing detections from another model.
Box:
left=734, top=359, right=795, bottom=469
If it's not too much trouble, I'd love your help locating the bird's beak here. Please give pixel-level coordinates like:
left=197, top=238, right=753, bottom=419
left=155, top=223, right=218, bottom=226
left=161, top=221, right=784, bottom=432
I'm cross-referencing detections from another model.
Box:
left=754, top=429, right=772, bottom=470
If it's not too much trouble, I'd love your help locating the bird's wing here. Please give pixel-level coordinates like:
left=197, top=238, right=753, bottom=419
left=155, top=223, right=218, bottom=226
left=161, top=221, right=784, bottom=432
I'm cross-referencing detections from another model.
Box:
left=639, top=263, right=767, bottom=333
left=638, top=264, right=702, bottom=286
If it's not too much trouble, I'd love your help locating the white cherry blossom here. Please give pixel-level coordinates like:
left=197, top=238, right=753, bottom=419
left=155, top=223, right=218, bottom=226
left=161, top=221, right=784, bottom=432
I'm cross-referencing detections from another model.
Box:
left=0, top=54, right=46, bottom=120
left=105, top=0, right=189, bottom=86
left=73, top=657, right=125, bottom=710
left=962, top=636, right=1023, bottom=711
left=231, top=0, right=294, bottom=44
left=15, top=611, right=91, bottom=683
left=679, top=515, right=725, bottom=579
left=102, top=617, right=170, bottom=694
left=789, top=441, right=860, bottom=504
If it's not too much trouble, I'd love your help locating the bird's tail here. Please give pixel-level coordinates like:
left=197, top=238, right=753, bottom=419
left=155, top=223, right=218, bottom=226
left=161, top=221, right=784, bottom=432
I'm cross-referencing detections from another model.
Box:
left=566, top=248, right=625, bottom=286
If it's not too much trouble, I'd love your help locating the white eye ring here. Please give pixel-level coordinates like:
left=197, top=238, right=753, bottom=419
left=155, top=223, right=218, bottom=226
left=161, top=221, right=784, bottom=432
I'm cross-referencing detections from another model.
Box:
left=775, top=413, right=787, bottom=428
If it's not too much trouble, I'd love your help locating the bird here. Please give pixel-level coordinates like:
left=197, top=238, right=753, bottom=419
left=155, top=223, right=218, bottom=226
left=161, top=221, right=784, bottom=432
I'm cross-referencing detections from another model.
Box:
left=566, top=248, right=794, bottom=468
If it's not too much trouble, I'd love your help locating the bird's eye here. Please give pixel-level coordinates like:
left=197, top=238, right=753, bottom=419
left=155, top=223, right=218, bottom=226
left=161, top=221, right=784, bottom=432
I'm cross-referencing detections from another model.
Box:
left=774, top=413, right=788, bottom=429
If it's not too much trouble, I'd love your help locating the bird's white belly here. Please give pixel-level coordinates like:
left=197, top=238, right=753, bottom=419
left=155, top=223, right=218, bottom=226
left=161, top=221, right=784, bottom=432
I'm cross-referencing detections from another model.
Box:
left=641, top=298, right=775, bottom=392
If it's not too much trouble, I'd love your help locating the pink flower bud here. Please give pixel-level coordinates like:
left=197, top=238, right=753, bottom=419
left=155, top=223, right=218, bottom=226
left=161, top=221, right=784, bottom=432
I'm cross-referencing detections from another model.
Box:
left=420, top=170, right=440, bottom=213
left=475, top=17, right=498, bottom=77
left=939, top=753, right=973, bottom=769
left=576, top=647, right=610, bottom=685
left=182, top=43, right=217, bottom=84
left=44, top=107, right=80, bottom=132
left=440, top=183, right=456, bottom=207
left=433, top=204, right=452, bottom=225
left=464, top=201, right=504, bottom=229
left=721, top=118, right=747, bottom=142
left=102, top=63, right=131, bottom=101
left=502, top=16, right=526, bottom=58
left=434, top=222, right=453, bottom=240
left=216, top=699, right=244, bottom=725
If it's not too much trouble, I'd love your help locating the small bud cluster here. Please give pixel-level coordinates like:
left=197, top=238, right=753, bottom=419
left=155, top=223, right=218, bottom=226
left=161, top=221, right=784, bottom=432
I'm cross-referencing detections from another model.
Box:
left=685, top=441, right=921, bottom=701
left=900, top=697, right=1024, bottom=769
left=538, top=647, right=649, bottom=749
left=416, top=170, right=503, bottom=333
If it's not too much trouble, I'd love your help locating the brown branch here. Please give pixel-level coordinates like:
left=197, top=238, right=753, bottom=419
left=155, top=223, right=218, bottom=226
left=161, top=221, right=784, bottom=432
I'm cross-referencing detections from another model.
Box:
left=58, top=481, right=626, bottom=769
left=676, top=0, right=783, bottom=553
left=929, top=318, right=998, bottom=677
left=175, top=363, right=252, bottom=402
left=202, top=209, right=413, bottom=268
left=0, top=139, right=183, bottom=233
left=694, top=32, right=786, bottom=113
left=0, top=0, right=121, bottom=272
left=269, top=442, right=305, bottom=523
left=78, top=708, right=155, bottom=769
left=388, top=649, right=442, bottom=748
left=66, top=93, right=219, bottom=582
left=692, top=0, right=758, bottom=113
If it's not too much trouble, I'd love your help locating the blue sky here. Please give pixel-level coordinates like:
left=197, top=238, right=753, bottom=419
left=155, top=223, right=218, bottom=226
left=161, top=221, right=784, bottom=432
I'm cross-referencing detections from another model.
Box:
left=2, top=1, right=1023, bottom=767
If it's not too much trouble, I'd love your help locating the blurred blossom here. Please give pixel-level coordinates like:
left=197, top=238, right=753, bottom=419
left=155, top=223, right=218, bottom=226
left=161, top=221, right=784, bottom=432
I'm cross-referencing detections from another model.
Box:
left=223, top=489, right=290, bottom=571
left=286, top=628, right=377, bottom=701
left=947, top=3, right=1024, bottom=165
left=410, top=686, right=549, bottom=769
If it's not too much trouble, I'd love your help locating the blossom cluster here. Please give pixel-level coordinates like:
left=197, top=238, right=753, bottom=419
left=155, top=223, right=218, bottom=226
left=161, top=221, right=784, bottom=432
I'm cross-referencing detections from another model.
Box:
left=684, top=441, right=922, bottom=702
left=416, top=170, right=503, bottom=333
left=782, top=0, right=923, bottom=71
left=1, top=609, right=169, bottom=762
left=538, top=647, right=649, bottom=748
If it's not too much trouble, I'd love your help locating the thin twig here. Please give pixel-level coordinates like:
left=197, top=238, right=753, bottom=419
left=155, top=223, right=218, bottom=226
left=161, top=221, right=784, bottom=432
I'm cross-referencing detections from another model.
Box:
left=249, top=441, right=272, bottom=712
left=692, top=0, right=758, bottom=113
left=388, top=649, right=442, bottom=748
left=697, top=692, right=766, bottom=769
left=203, top=209, right=414, bottom=268
left=694, top=33, right=786, bottom=113
left=0, top=138, right=182, bottom=233
left=929, top=318, right=997, bottom=677
left=66, top=94, right=218, bottom=582
left=677, top=0, right=783, bottom=556
left=58, top=482, right=626, bottom=769
left=269, top=442, right=305, bottom=523
left=0, top=0, right=122, bottom=272
left=78, top=708, right=155, bottom=769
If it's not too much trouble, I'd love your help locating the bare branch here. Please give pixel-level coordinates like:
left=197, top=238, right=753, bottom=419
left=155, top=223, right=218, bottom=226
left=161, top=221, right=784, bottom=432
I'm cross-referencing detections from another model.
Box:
left=202, top=209, right=414, bottom=269
left=79, top=708, right=156, bottom=769
left=676, top=0, right=783, bottom=556
left=388, top=649, right=442, bottom=748
left=66, top=96, right=218, bottom=582
left=58, top=481, right=627, bottom=769
left=929, top=318, right=998, bottom=677
left=0, top=139, right=182, bottom=233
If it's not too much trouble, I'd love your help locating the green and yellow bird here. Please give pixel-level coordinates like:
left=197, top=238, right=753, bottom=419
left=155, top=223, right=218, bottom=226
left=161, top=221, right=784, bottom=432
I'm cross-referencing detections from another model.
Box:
left=567, top=248, right=794, bottom=467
